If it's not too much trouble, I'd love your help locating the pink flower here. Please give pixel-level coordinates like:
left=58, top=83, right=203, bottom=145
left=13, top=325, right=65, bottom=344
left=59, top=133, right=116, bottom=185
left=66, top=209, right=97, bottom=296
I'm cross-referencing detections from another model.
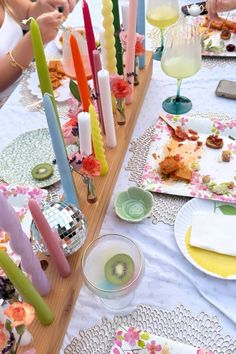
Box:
left=146, top=341, right=162, bottom=353
left=4, top=302, right=35, bottom=327
left=113, top=348, right=121, bottom=354
left=114, top=330, right=123, bottom=347
left=197, top=350, right=214, bottom=354
left=111, top=78, right=132, bottom=99
left=62, top=126, right=79, bottom=145
left=68, top=151, right=83, bottom=173
left=81, top=155, right=101, bottom=177
left=110, top=74, right=124, bottom=87
left=124, top=327, right=140, bottom=346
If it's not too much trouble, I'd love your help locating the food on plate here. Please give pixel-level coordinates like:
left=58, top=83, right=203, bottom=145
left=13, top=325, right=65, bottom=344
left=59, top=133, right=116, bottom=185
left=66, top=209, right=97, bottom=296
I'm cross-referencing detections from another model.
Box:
left=159, top=156, right=192, bottom=183
left=202, top=176, right=234, bottom=195
left=220, top=29, right=231, bottom=40
left=226, top=44, right=236, bottom=52
left=202, top=16, right=236, bottom=31
left=191, top=161, right=200, bottom=171
left=222, top=150, right=231, bottom=162
left=172, top=165, right=192, bottom=183
left=206, top=135, right=223, bottom=149
left=170, top=126, right=199, bottom=142
left=104, top=254, right=134, bottom=286
left=159, top=156, right=180, bottom=175
left=48, top=60, right=66, bottom=90
left=31, top=163, right=54, bottom=181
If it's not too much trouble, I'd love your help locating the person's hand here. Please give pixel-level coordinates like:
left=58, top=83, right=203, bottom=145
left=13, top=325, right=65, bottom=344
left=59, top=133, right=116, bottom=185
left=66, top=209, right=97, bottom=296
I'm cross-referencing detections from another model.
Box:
left=36, top=11, right=62, bottom=44
left=37, top=0, right=76, bottom=17
left=207, top=0, right=236, bottom=18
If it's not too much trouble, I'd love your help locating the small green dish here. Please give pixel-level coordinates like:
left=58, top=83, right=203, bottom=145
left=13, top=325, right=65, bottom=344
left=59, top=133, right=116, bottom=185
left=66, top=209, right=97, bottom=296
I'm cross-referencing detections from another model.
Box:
left=114, top=187, right=154, bottom=223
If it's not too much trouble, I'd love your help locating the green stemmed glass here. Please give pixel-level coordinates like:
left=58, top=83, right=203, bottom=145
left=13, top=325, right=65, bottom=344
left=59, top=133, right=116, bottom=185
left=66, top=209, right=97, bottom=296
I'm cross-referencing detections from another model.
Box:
left=161, top=23, right=202, bottom=114
left=146, top=0, right=180, bottom=61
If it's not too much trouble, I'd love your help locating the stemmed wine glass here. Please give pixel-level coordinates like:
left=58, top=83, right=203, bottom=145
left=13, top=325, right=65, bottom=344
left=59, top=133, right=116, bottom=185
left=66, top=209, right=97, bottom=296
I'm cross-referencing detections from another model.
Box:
left=146, top=0, right=180, bottom=61
left=161, top=23, right=202, bottom=114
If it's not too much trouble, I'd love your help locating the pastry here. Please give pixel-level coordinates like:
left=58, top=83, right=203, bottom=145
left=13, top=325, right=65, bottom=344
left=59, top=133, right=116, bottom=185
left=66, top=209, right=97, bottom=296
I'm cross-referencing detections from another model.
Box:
left=206, top=135, right=223, bottom=149
left=159, top=156, right=179, bottom=175
left=220, top=29, right=231, bottom=40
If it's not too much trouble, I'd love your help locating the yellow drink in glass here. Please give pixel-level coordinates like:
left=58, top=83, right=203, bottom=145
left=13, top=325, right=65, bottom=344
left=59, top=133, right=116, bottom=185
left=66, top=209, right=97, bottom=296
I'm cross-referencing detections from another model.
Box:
left=146, top=6, right=179, bottom=29
left=161, top=57, right=201, bottom=79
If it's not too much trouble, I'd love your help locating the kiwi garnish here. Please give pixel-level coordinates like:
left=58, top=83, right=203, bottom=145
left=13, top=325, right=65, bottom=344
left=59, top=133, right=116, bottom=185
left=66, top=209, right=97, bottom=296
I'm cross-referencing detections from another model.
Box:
left=31, top=163, right=54, bottom=181
left=104, top=254, right=135, bottom=286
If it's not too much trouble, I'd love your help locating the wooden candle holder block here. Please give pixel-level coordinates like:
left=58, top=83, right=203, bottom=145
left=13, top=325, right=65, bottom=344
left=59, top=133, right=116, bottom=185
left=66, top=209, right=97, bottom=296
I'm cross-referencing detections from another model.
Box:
left=26, top=51, right=153, bottom=354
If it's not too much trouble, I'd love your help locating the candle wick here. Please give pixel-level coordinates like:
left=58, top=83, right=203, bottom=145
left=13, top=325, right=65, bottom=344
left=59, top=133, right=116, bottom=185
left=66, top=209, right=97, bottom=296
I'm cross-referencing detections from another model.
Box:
left=22, top=17, right=34, bottom=25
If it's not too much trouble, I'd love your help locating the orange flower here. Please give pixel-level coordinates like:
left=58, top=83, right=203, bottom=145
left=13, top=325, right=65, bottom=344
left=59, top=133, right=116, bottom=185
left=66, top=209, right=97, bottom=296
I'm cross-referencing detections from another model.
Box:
left=81, top=156, right=101, bottom=177
left=135, top=41, right=145, bottom=56
left=111, top=79, right=132, bottom=99
left=4, top=302, right=35, bottom=327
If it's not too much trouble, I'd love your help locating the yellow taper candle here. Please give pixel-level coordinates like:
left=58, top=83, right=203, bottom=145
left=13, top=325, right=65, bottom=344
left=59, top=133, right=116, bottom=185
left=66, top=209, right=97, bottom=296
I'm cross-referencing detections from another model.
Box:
left=102, top=0, right=117, bottom=74
left=89, top=104, right=108, bottom=176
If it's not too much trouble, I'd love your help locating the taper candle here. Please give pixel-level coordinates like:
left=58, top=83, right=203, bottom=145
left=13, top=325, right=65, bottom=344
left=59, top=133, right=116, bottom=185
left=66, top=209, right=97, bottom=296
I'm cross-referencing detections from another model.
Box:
left=102, top=0, right=117, bottom=74
left=89, top=104, right=108, bottom=175
left=98, top=69, right=116, bottom=148
left=70, top=34, right=91, bottom=112
left=28, top=199, right=71, bottom=278
left=121, top=2, right=129, bottom=31
left=82, top=0, right=96, bottom=87
left=99, top=28, right=107, bottom=68
left=125, top=0, right=138, bottom=104
left=78, top=112, right=92, bottom=156
left=137, top=0, right=145, bottom=69
left=43, top=93, right=79, bottom=206
left=92, top=49, right=105, bottom=133
left=111, top=0, right=123, bottom=74
left=0, top=249, right=53, bottom=325
left=0, top=193, right=51, bottom=297
left=30, top=18, right=59, bottom=125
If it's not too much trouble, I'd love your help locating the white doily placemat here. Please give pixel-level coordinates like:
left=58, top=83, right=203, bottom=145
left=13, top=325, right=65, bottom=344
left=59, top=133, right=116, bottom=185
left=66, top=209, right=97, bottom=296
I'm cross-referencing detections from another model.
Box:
left=64, top=304, right=236, bottom=354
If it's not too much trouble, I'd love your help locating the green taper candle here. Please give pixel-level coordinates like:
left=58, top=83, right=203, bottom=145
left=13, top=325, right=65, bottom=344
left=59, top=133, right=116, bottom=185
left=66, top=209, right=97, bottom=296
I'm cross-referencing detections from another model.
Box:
left=111, top=0, right=123, bottom=75
left=30, top=18, right=60, bottom=125
left=0, top=250, right=54, bottom=325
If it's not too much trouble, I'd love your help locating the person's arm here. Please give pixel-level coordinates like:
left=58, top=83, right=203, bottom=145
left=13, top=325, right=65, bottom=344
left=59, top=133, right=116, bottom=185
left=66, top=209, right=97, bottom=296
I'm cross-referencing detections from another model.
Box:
left=0, top=11, right=62, bottom=92
left=207, top=0, right=236, bottom=18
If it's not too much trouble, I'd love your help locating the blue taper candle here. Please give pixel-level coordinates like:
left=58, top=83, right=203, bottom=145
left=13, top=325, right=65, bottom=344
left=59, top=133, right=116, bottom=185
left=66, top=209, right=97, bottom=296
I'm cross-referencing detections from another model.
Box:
left=136, top=0, right=145, bottom=69
left=43, top=94, right=79, bottom=206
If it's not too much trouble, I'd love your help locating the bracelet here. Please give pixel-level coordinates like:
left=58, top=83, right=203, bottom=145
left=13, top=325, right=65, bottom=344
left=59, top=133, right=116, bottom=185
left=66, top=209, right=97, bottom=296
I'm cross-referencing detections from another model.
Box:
left=7, top=51, right=26, bottom=71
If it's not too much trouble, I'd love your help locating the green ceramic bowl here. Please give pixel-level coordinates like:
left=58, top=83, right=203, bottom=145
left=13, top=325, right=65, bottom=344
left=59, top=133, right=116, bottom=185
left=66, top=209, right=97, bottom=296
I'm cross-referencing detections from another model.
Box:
left=114, top=187, right=154, bottom=222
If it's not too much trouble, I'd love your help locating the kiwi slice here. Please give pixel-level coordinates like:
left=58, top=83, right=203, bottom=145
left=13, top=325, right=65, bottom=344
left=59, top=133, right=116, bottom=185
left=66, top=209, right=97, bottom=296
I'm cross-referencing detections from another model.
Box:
left=31, top=163, right=54, bottom=181
left=104, top=254, right=135, bottom=286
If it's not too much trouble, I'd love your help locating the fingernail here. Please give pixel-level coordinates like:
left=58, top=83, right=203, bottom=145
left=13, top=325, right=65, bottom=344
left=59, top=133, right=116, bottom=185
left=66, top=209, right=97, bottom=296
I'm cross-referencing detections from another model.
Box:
left=58, top=6, right=64, bottom=13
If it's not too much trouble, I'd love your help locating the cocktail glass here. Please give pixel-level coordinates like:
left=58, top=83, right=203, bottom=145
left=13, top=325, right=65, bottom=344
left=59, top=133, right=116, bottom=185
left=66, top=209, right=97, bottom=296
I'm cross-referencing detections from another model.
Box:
left=161, top=23, right=202, bottom=114
left=81, top=233, right=144, bottom=310
left=62, top=28, right=92, bottom=80
left=146, top=0, right=179, bottom=61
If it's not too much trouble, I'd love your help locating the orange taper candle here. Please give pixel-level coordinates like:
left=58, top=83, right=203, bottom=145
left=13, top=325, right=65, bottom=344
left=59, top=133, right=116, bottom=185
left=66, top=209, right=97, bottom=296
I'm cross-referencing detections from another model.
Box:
left=70, top=34, right=91, bottom=112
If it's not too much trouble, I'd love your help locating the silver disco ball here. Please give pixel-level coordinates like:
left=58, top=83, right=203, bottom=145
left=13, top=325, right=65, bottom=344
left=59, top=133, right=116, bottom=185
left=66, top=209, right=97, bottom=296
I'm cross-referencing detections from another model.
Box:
left=31, top=201, right=87, bottom=256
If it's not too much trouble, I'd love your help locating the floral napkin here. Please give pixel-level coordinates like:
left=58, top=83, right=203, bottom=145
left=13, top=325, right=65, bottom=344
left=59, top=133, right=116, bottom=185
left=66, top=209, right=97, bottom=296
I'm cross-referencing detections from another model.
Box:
left=110, top=326, right=214, bottom=354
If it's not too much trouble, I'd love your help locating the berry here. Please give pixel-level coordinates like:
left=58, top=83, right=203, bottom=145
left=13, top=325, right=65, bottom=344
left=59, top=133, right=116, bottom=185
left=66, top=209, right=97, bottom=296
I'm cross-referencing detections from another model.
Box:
left=226, top=44, right=235, bottom=52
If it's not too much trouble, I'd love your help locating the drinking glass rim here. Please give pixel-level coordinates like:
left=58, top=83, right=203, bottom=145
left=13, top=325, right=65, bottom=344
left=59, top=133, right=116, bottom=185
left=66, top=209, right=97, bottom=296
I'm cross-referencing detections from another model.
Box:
left=81, top=233, right=144, bottom=293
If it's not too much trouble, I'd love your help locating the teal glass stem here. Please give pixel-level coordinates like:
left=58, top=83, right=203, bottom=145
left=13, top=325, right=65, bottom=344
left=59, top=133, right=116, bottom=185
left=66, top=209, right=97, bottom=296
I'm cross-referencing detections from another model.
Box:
left=153, top=28, right=164, bottom=61
left=175, top=79, right=182, bottom=102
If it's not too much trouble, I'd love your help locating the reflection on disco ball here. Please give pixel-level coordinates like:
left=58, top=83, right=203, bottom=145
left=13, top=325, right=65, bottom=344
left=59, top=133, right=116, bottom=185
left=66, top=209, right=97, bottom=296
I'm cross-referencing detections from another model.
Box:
left=31, top=201, right=87, bottom=256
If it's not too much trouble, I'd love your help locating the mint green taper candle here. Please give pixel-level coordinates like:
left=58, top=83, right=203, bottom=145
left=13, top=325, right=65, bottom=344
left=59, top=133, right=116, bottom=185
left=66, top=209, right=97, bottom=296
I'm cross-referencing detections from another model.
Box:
left=0, top=249, right=53, bottom=326
left=30, top=18, right=60, bottom=126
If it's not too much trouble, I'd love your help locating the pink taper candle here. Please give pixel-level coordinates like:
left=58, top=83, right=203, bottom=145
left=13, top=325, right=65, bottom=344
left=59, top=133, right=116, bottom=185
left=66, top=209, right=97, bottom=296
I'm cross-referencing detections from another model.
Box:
left=0, top=193, right=51, bottom=296
left=82, top=0, right=96, bottom=89
left=125, top=0, right=138, bottom=104
left=28, top=199, right=71, bottom=278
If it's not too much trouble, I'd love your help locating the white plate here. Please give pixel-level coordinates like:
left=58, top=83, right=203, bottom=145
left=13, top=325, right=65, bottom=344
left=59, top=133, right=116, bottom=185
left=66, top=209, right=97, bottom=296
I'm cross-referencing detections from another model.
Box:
left=188, top=11, right=236, bottom=57
left=27, top=70, right=70, bottom=102
left=141, top=114, right=236, bottom=204
left=174, top=198, right=236, bottom=279
left=0, top=184, right=47, bottom=275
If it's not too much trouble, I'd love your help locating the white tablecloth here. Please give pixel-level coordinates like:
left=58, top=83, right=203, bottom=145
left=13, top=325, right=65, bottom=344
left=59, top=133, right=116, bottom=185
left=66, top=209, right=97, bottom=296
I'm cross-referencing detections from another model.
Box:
left=1, top=1, right=236, bottom=352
